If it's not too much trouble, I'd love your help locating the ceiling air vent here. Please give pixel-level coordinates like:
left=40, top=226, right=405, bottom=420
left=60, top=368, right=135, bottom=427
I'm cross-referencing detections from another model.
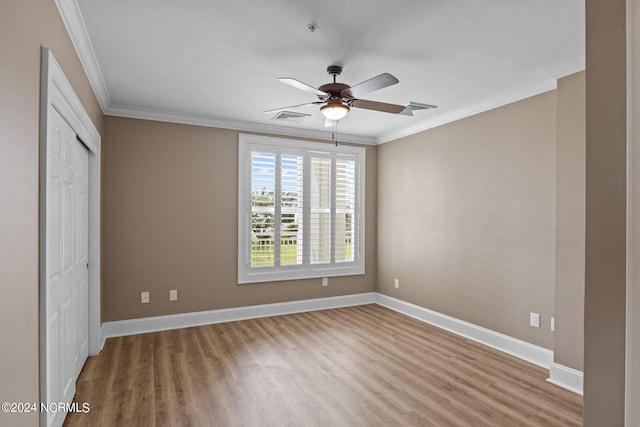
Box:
left=271, top=111, right=311, bottom=123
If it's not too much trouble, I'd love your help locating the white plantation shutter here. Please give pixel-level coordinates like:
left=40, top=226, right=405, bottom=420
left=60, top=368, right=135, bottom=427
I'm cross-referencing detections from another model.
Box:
left=280, top=154, right=304, bottom=266
left=238, top=134, right=365, bottom=283
left=250, top=152, right=276, bottom=267
left=335, top=158, right=356, bottom=263
left=310, top=156, right=332, bottom=264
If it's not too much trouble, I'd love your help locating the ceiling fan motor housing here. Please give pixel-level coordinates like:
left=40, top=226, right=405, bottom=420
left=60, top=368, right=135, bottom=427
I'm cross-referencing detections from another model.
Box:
left=320, top=67, right=351, bottom=119
left=318, top=82, right=351, bottom=101
left=321, top=65, right=350, bottom=103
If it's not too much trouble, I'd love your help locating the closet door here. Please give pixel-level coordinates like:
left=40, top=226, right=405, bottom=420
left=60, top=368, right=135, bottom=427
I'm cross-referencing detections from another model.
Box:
left=46, top=106, right=89, bottom=427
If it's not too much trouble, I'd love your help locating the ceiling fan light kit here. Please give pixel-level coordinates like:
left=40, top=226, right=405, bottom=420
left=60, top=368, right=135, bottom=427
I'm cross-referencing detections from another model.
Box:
left=267, top=65, right=436, bottom=125
left=321, top=101, right=350, bottom=120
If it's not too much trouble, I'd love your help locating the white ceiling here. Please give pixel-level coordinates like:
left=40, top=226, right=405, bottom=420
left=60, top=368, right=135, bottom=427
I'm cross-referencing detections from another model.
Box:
left=65, top=0, right=584, bottom=144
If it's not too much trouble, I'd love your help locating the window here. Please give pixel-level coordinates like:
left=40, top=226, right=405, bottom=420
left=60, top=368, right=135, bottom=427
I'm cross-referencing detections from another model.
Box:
left=238, top=134, right=365, bottom=283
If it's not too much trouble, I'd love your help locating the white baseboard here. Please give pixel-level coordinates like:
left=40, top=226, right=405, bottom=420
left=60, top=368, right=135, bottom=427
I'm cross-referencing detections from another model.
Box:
left=98, top=324, right=106, bottom=352
left=547, top=362, right=584, bottom=395
left=100, top=291, right=583, bottom=394
left=102, top=292, right=376, bottom=339
left=374, top=293, right=554, bottom=369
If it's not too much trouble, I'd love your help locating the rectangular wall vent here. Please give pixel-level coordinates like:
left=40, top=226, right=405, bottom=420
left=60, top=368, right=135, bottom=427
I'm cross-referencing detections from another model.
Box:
left=271, top=111, right=311, bottom=123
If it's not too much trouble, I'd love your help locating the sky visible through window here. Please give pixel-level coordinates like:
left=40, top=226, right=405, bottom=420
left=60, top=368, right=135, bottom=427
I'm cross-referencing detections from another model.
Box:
left=250, top=152, right=355, bottom=204
left=251, top=152, right=301, bottom=193
left=252, top=152, right=275, bottom=193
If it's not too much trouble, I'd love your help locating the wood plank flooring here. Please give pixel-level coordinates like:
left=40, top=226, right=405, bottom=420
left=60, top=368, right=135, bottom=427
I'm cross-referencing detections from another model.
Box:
left=64, top=304, right=582, bottom=427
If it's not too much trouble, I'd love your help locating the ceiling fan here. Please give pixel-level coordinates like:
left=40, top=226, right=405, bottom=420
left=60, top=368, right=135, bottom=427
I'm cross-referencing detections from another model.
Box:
left=265, top=65, right=436, bottom=126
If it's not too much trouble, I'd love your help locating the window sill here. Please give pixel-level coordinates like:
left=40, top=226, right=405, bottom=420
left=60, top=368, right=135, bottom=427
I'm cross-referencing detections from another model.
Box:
left=238, top=264, right=365, bottom=284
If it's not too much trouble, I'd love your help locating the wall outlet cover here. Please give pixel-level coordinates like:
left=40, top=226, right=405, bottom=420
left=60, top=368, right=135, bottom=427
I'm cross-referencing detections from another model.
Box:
left=530, top=312, right=540, bottom=328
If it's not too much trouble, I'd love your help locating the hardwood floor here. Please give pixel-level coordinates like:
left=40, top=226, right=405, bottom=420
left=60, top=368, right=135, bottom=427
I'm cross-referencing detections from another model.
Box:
left=64, top=304, right=582, bottom=426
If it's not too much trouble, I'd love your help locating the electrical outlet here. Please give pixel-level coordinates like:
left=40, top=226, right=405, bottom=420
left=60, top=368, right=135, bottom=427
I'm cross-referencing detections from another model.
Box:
left=551, top=317, right=555, bottom=331
left=322, top=277, right=328, bottom=287
left=169, top=289, right=178, bottom=301
left=141, top=291, right=149, bottom=304
left=530, top=312, right=540, bottom=328
left=394, top=279, right=399, bottom=289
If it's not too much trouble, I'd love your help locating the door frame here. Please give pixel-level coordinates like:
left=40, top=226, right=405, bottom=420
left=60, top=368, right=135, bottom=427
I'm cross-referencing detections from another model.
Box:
left=39, top=48, right=101, bottom=424
left=627, top=0, right=640, bottom=424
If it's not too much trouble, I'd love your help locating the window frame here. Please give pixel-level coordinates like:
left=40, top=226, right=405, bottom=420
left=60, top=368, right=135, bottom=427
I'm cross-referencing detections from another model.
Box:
left=238, top=134, right=365, bottom=284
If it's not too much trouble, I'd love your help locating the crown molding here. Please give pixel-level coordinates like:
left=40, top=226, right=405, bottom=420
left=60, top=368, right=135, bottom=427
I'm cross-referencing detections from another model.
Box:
left=375, top=78, right=559, bottom=144
left=55, top=0, right=111, bottom=112
left=106, top=105, right=378, bottom=145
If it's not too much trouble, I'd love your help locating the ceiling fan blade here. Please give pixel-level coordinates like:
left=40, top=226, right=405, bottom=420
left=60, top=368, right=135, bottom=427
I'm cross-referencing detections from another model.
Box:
left=264, top=101, right=323, bottom=114
left=341, top=73, right=399, bottom=98
left=278, top=78, right=328, bottom=97
left=350, top=99, right=406, bottom=114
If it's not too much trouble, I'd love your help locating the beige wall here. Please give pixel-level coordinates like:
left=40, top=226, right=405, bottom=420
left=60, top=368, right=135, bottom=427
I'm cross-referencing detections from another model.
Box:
left=377, top=91, right=558, bottom=349
left=583, top=0, right=627, bottom=424
left=554, top=71, right=586, bottom=371
left=102, top=116, right=376, bottom=321
left=0, top=1, right=103, bottom=425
